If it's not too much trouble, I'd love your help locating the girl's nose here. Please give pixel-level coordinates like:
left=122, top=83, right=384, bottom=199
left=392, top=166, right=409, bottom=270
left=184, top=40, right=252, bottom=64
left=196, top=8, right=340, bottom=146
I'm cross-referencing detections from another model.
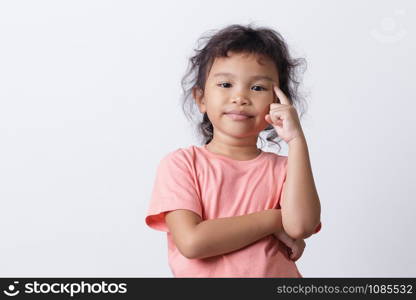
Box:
left=232, top=96, right=249, bottom=105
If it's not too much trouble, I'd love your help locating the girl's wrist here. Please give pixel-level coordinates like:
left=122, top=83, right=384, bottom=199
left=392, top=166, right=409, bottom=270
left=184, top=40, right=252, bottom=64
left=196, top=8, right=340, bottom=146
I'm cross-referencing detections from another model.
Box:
left=266, top=208, right=283, bottom=233
left=276, top=230, right=295, bottom=248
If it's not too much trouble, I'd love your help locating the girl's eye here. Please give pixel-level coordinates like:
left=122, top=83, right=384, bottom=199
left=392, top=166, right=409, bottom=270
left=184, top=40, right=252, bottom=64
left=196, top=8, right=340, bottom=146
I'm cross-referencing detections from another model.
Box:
left=217, top=82, right=232, bottom=88
left=252, top=85, right=266, bottom=91
left=216, top=83, right=267, bottom=91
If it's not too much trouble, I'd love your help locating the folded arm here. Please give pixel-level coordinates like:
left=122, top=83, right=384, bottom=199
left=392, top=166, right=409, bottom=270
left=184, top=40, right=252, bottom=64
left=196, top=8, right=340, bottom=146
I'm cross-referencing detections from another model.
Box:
left=165, top=208, right=283, bottom=259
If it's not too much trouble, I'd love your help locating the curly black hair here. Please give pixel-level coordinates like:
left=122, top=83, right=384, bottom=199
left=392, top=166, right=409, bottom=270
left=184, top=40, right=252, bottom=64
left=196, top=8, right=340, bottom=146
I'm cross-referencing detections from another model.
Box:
left=180, top=22, right=308, bottom=152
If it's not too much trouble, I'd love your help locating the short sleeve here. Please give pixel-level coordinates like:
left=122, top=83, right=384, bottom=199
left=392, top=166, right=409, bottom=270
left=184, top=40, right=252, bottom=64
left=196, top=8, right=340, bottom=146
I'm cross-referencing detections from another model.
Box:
left=145, top=150, right=203, bottom=232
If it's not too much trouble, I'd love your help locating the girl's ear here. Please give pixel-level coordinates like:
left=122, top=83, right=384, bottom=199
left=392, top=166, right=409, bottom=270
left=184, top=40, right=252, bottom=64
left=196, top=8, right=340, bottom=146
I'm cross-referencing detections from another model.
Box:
left=192, top=86, right=203, bottom=101
left=192, top=87, right=206, bottom=112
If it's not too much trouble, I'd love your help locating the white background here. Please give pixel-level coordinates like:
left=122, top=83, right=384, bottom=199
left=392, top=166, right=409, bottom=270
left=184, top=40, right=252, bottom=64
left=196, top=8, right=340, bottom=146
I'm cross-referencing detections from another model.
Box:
left=0, top=0, right=415, bottom=277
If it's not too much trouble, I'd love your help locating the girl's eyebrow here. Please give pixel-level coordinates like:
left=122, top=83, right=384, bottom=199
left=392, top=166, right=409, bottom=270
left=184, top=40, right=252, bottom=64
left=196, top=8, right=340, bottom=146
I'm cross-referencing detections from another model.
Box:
left=213, top=72, right=274, bottom=82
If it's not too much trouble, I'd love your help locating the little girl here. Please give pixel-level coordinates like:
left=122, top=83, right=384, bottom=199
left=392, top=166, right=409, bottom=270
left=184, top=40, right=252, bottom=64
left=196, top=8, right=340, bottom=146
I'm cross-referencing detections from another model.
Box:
left=145, top=23, right=322, bottom=277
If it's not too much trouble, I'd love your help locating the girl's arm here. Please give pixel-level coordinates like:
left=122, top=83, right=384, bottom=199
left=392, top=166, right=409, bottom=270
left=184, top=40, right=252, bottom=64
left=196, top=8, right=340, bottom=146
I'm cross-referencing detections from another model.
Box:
left=281, top=136, right=321, bottom=239
left=165, top=208, right=283, bottom=259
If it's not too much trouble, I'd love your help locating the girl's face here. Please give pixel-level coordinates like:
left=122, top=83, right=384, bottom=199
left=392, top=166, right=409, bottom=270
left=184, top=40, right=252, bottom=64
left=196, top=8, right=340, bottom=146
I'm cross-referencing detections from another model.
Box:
left=194, top=51, right=279, bottom=140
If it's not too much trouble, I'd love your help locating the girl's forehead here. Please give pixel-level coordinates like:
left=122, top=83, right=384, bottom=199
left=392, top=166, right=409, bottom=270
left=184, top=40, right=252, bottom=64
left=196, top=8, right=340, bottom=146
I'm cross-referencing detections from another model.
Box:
left=214, top=51, right=272, bottom=66
left=208, top=52, right=278, bottom=78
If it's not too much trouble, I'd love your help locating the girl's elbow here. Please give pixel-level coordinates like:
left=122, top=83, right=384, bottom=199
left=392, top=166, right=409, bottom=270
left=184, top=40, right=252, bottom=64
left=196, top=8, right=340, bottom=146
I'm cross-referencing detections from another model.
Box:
left=285, top=227, right=307, bottom=240
left=292, top=222, right=320, bottom=240
left=282, top=218, right=307, bottom=240
left=284, top=222, right=317, bottom=240
left=178, top=235, right=200, bottom=259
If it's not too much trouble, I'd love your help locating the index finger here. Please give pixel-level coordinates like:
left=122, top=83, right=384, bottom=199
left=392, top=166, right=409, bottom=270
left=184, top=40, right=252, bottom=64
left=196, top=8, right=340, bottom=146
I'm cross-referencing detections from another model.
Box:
left=273, top=85, right=291, bottom=105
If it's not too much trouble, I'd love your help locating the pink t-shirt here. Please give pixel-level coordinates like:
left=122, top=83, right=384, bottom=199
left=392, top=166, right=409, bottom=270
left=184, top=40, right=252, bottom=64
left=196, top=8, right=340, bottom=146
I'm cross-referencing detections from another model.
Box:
left=145, top=144, right=321, bottom=277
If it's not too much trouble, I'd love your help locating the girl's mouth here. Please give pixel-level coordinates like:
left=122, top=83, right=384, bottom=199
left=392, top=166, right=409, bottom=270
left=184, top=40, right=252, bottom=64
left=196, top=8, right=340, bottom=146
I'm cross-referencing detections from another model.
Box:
left=224, top=113, right=254, bottom=121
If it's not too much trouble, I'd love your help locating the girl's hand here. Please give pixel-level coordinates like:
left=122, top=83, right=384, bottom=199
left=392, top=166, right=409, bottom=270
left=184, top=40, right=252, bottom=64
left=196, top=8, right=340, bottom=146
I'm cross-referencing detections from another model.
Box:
left=273, top=229, right=306, bottom=262
left=265, top=85, right=305, bottom=144
left=287, top=238, right=306, bottom=262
